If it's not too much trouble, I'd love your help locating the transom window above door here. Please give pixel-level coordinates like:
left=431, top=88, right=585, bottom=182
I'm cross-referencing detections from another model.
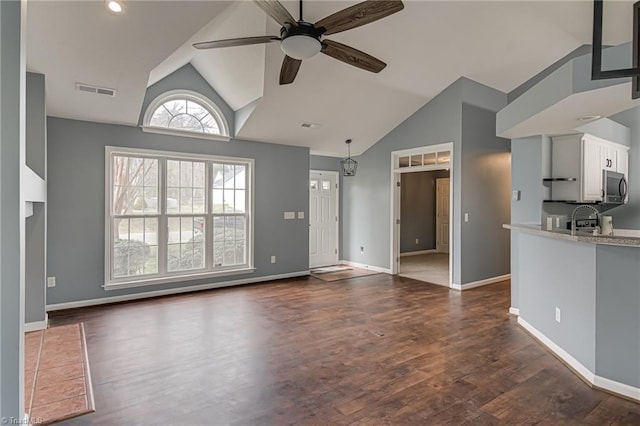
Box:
left=142, top=90, right=230, bottom=141
left=397, top=150, right=450, bottom=170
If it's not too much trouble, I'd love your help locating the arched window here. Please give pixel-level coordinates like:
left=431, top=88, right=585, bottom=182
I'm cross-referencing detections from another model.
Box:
left=142, top=90, right=230, bottom=140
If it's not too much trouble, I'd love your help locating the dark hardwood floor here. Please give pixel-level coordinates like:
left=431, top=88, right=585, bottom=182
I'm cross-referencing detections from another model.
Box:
left=49, top=275, right=640, bottom=425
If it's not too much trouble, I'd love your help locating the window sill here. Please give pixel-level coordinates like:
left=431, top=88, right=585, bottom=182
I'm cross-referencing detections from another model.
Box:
left=140, top=126, right=231, bottom=142
left=104, top=267, right=256, bottom=291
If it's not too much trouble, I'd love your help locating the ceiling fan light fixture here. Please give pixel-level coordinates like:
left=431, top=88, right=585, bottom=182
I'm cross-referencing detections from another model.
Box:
left=106, top=0, right=123, bottom=14
left=281, top=35, right=322, bottom=60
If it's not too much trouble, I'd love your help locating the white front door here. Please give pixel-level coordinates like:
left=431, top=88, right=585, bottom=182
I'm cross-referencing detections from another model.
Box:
left=309, top=171, right=338, bottom=268
left=436, top=178, right=450, bottom=253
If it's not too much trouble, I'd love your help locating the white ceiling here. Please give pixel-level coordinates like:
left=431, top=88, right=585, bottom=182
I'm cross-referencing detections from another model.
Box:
left=27, top=0, right=637, bottom=155
left=27, top=0, right=230, bottom=126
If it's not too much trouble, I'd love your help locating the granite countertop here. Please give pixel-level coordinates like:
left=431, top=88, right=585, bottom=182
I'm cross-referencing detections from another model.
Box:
left=504, top=223, right=640, bottom=248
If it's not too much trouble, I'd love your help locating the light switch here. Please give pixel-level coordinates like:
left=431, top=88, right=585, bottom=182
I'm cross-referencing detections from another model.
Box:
left=464, top=213, right=469, bottom=222
left=284, top=211, right=295, bottom=219
left=512, top=190, right=521, bottom=201
left=297, top=211, right=304, bottom=219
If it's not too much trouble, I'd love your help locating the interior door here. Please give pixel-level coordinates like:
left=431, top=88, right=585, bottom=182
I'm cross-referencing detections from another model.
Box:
left=436, top=178, right=450, bottom=254
left=309, top=171, right=337, bottom=268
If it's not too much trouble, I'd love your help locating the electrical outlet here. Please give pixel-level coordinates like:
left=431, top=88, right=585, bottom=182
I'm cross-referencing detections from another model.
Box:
left=415, top=238, right=419, bottom=245
left=270, top=256, right=276, bottom=264
left=47, top=277, right=56, bottom=288
left=360, top=246, right=364, bottom=254
left=555, top=307, right=561, bottom=323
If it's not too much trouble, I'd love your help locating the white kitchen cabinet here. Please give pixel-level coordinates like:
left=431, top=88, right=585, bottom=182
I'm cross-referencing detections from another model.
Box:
left=617, top=145, right=629, bottom=179
left=550, top=133, right=630, bottom=203
left=582, top=137, right=603, bottom=201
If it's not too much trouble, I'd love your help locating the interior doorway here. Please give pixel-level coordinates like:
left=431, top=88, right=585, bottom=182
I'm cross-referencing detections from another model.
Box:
left=391, top=143, right=453, bottom=287
left=398, top=171, right=450, bottom=286
left=309, top=170, right=339, bottom=268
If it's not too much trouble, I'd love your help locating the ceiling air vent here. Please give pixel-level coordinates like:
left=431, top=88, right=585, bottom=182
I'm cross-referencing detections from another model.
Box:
left=75, top=82, right=117, bottom=97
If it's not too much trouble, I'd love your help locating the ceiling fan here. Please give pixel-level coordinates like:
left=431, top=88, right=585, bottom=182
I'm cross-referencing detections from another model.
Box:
left=193, top=0, right=404, bottom=85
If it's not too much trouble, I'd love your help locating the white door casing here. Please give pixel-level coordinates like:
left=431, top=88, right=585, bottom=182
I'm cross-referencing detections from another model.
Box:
left=309, top=171, right=338, bottom=268
left=436, top=178, right=450, bottom=253
left=390, top=142, right=454, bottom=288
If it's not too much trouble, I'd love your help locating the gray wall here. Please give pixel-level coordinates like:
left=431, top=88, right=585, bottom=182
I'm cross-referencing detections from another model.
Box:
left=510, top=136, right=544, bottom=224
left=595, top=245, right=640, bottom=387
left=507, top=45, right=592, bottom=103
left=460, top=103, right=511, bottom=283
left=25, top=72, right=47, bottom=324
left=518, top=232, right=597, bottom=372
left=47, top=67, right=310, bottom=305
left=575, top=117, right=631, bottom=147
left=341, top=77, right=509, bottom=285
left=47, top=119, right=310, bottom=305
left=400, top=170, right=449, bottom=253
left=26, top=73, right=46, bottom=178
left=138, top=63, right=235, bottom=136
left=610, top=107, right=640, bottom=229
left=0, top=0, right=26, bottom=419
left=310, top=154, right=343, bottom=258
left=342, top=78, right=463, bottom=277
left=509, top=136, right=545, bottom=310
left=515, top=231, right=640, bottom=389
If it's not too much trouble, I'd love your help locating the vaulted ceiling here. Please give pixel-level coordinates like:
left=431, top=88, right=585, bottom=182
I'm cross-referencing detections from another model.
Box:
left=27, top=1, right=635, bottom=156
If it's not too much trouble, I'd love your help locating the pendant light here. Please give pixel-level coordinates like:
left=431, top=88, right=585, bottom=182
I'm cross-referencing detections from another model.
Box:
left=340, top=139, right=358, bottom=177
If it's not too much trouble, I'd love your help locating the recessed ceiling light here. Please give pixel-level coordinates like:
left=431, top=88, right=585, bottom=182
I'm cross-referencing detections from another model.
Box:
left=577, top=115, right=602, bottom=121
left=106, top=1, right=123, bottom=14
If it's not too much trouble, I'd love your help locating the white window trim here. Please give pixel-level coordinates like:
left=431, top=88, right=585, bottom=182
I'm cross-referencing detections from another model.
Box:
left=104, top=146, right=255, bottom=290
left=141, top=89, right=231, bottom=141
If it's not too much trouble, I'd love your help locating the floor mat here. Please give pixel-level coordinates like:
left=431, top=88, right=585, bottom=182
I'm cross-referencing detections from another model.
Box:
left=311, top=265, right=381, bottom=282
left=310, top=266, right=352, bottom=274
left=25, top=323, right=95, bottom=425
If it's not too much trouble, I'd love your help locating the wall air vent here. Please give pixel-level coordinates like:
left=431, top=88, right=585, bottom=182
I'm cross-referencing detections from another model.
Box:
left=75, top=83, right=117, bottom=97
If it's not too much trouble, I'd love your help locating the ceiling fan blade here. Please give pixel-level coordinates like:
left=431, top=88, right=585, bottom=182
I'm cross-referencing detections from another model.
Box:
left=321, top=39, right=386, bottom=73
left=253, top=0, right=298, bottom=27
left=193, top=36, right=280, bottom=50
left=315, top=0, right=404, bottom=36
left=280, top=55, right=302, bottom=85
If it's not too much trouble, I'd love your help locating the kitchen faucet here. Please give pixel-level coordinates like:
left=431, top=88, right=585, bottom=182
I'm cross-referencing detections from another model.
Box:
left=570, top=204, right=600, bottom=236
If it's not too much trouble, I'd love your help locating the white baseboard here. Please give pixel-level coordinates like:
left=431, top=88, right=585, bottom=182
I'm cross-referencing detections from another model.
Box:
left=518, top=317, right=595, bottom=383
left=518, top=317, right=640, bottom=402
left=339, top=260, right=392, bottom=274
left=24, top=313, right=49, bottom=332
left=46, top=271, right=310, bottom=311
left=509, top=307, right=520, bottom=316
left=594, top=374, right=640, bottom=401
left=451, top=274, right=510, bottom=291
left=400, top=249, right=437, bottom=257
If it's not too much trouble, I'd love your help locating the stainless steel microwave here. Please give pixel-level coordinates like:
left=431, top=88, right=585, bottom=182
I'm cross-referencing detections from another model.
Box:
left=602, top=170, right=627, bottom=204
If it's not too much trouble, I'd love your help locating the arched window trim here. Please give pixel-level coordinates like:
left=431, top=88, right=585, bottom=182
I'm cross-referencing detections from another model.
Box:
left=142, top=89, right=231, bottom=142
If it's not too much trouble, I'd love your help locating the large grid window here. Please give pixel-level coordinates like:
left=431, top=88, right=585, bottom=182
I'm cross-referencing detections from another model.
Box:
left=106, top=147, right=253, bottom=288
